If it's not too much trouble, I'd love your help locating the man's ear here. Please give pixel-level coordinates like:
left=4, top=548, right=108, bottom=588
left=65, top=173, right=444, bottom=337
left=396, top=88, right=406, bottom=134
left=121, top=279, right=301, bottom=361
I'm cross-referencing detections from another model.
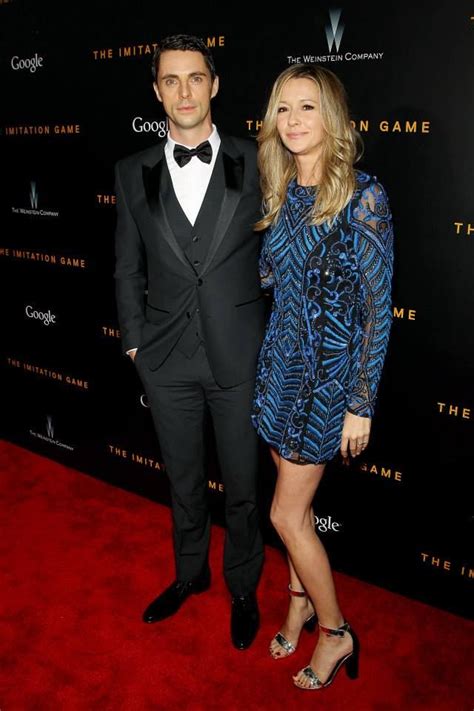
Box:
left=211, top=75, right=219, bottom=99
left=153, top=82, right=162, bottom=103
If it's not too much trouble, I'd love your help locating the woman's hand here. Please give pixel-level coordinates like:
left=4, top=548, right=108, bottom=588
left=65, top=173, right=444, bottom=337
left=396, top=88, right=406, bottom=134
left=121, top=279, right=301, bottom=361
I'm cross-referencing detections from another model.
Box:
left=340, top=411, right=371, bottom=463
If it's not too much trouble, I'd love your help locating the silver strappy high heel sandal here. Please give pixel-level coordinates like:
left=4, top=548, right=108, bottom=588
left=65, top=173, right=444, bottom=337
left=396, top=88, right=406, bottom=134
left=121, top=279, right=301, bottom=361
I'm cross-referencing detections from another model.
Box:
left=293, top=620, right=359, bottom=689
left=269, top=584, right=317, bottom=659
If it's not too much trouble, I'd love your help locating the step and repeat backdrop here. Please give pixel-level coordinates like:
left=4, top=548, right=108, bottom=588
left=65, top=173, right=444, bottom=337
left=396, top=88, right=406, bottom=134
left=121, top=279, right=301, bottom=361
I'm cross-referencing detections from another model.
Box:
left=1, top=2, right=473, bottom=619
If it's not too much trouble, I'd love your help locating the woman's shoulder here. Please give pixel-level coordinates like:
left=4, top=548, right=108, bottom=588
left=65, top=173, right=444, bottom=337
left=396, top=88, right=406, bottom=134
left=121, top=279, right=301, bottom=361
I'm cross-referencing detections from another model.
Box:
left=354, top=169, right=382, bottom=190
left=352, top=170, right=388, bottom=204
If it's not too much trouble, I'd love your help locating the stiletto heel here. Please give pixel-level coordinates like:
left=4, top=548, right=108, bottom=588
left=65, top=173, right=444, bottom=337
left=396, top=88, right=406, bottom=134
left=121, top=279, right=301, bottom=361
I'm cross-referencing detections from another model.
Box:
left=293, top=620, right=359, bottom=690
left=344, top=626, right=359, bottom=679
left=269, top=584, right=317, bottom=659
left=302, top=614, right=317, bottom=633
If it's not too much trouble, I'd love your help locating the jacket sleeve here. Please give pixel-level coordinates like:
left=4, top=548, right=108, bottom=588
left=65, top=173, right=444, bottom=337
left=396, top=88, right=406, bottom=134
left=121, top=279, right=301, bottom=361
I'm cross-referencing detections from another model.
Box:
left=347, top=179, right=394, bottom=417
left=114, top=161, right=147, bottom=354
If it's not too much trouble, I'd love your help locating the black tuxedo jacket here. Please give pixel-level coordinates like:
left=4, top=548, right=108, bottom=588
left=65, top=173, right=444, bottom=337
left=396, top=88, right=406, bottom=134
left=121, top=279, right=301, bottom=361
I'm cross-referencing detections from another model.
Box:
left=114, top=134, right=265, bottom=387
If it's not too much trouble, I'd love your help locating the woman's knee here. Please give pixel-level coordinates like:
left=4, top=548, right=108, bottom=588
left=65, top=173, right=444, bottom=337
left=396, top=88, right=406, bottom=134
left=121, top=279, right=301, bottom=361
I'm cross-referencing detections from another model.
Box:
left=269, top=503, right=283, bottom=532
left=270, top=504, right=305, bottom=539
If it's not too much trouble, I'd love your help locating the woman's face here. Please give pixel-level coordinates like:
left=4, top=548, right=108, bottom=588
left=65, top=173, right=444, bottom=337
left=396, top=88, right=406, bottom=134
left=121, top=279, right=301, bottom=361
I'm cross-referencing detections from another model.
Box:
left=276, top=77, right=326, bottom=158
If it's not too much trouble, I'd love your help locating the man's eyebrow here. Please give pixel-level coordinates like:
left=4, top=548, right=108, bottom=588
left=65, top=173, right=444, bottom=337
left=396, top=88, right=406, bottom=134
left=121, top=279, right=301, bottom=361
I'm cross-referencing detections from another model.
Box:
left=160, top=71, right=207, bottom=79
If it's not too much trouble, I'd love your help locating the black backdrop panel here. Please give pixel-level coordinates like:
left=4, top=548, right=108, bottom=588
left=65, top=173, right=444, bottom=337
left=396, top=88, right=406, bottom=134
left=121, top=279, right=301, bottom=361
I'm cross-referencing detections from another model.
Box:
left=1, top=2, right=473, bottom=619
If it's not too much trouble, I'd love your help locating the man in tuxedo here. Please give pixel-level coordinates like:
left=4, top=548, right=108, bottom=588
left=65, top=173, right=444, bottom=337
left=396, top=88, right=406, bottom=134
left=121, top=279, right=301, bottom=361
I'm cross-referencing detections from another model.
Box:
left=114, top=34, right=265, bottom=649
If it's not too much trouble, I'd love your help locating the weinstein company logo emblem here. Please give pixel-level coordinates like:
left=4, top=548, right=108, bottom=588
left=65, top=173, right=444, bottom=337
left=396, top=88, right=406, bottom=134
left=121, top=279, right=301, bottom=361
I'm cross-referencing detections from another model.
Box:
left=326, top=8, right=344, bottom=52
left=12, top=181, right=60, bottom=218
left=30, top=181, right=38, bottom=209
left=29, top=415, right=74, bottom=451
left=287, top=8, right=384, bottom=64
left=46, top=415, right=54, bottom=439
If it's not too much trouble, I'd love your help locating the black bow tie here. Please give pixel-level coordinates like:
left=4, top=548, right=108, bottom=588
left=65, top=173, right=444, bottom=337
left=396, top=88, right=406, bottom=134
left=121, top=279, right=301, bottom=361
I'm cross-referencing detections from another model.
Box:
left=173, top=140, right=213, bottom=167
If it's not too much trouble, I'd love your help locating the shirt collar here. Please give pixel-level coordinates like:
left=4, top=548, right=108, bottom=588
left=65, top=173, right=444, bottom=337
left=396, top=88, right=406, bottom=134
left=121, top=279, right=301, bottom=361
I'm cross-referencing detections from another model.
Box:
left=167, top=124, right=220, bottom=156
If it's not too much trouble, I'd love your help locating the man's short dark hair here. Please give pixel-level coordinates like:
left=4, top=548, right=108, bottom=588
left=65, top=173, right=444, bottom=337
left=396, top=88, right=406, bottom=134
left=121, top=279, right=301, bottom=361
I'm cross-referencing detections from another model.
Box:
left=152, top=34, right=217, bottom=82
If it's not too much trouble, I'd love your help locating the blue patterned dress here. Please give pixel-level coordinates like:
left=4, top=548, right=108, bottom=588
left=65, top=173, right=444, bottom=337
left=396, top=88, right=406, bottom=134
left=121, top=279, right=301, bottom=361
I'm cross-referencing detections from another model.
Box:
left=252, top=171, right=394, bottom=464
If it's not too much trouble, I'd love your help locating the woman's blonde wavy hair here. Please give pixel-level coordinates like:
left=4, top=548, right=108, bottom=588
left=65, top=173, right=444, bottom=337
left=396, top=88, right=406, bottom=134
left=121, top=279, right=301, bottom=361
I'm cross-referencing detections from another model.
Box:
left=255, top=63, right=362, bottom=231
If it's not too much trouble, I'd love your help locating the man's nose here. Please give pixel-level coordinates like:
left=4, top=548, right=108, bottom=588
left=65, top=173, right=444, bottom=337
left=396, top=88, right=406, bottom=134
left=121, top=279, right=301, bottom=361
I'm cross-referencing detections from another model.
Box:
left=179, top=80, right=191, bottom=98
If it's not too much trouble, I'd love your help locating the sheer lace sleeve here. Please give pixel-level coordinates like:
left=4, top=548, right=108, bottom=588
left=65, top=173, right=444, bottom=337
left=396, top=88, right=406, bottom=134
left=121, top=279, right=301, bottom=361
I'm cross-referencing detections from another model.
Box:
left=259, top=232, right=275, bottom=289
left=347, top=179, right=394, bottom=417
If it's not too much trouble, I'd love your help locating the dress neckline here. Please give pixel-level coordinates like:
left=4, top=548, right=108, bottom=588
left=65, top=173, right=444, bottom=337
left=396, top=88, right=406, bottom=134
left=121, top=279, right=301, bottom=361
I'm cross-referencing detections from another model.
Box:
left=288, top=178, right=317, bottom=202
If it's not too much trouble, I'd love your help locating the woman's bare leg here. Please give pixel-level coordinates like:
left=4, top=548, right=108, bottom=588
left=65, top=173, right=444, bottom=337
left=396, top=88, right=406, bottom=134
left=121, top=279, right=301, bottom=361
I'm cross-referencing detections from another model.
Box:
left=269, top=453, right=353, bottom=686
left=269, top=449, right=315, bottom=657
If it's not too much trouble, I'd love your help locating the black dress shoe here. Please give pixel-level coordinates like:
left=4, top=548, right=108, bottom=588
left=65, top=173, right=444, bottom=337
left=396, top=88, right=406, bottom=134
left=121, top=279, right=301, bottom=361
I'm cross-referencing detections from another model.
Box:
left=143, top=570, right=210, bottom=623
left=231, top=592, right=260, bottom=650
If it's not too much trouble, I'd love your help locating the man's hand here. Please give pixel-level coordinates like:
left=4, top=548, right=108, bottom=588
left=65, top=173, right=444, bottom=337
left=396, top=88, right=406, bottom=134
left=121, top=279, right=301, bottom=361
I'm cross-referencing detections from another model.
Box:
left=340, top=411, right=371, bottom=464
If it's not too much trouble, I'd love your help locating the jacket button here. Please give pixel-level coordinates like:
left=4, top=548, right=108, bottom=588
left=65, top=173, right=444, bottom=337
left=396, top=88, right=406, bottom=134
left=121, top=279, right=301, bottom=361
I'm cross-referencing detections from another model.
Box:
left=186, top=311, right=191, bottom=319
left=197, top=278, right=203, bottom=286
left=192, top=235, right=199, bottom=243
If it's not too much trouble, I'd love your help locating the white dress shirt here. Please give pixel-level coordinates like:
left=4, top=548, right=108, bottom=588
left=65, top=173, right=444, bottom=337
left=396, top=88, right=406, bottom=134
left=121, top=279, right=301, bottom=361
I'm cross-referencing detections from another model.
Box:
left=165, top=124, right=221, bottom=226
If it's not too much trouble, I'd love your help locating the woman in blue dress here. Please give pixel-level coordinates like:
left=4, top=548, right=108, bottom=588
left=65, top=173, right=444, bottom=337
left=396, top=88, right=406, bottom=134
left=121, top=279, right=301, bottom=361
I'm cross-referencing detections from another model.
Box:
left=252, top=64, right=393, bottom=691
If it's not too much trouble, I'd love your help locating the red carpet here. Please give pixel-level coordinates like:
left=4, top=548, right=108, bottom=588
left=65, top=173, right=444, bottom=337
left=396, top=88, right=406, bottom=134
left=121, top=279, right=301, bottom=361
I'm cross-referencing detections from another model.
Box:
left=0, top=440, right=472, bottom=711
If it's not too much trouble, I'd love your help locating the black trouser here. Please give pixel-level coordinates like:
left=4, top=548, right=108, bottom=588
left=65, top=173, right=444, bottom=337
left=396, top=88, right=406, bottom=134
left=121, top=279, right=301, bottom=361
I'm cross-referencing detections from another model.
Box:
left=136, top=343, right=264, bottom=596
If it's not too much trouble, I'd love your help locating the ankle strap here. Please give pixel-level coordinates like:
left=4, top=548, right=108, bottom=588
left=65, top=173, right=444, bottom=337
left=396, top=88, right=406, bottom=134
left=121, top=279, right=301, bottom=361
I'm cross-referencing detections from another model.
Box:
left=319, top=621, right=350, bottom=637
left=288, top=583, right=306, bottom=598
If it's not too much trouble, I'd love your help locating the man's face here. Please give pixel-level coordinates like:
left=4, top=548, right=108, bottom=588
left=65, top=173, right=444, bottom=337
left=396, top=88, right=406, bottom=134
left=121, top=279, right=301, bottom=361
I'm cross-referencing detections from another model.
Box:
left=154, top=50, right=219, bottom=138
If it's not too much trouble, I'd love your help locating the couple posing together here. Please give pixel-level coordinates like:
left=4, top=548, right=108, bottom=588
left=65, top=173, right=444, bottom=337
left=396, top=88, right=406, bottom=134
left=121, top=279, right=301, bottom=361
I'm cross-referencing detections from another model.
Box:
left=114, top=34, right=393, bottom=691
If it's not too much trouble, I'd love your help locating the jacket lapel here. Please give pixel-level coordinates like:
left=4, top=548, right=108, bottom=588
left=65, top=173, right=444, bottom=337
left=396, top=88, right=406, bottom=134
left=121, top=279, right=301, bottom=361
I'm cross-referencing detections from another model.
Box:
left=142, top=135, right=245, bottom=276
left=200, top=137, right=244, bottom=276
left=142, top=151, right=191, bottom=271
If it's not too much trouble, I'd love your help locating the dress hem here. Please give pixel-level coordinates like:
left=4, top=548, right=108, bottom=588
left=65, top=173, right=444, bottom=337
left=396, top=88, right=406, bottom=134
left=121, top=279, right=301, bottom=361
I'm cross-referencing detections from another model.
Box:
left=255, top=427, right=331, bottom=466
